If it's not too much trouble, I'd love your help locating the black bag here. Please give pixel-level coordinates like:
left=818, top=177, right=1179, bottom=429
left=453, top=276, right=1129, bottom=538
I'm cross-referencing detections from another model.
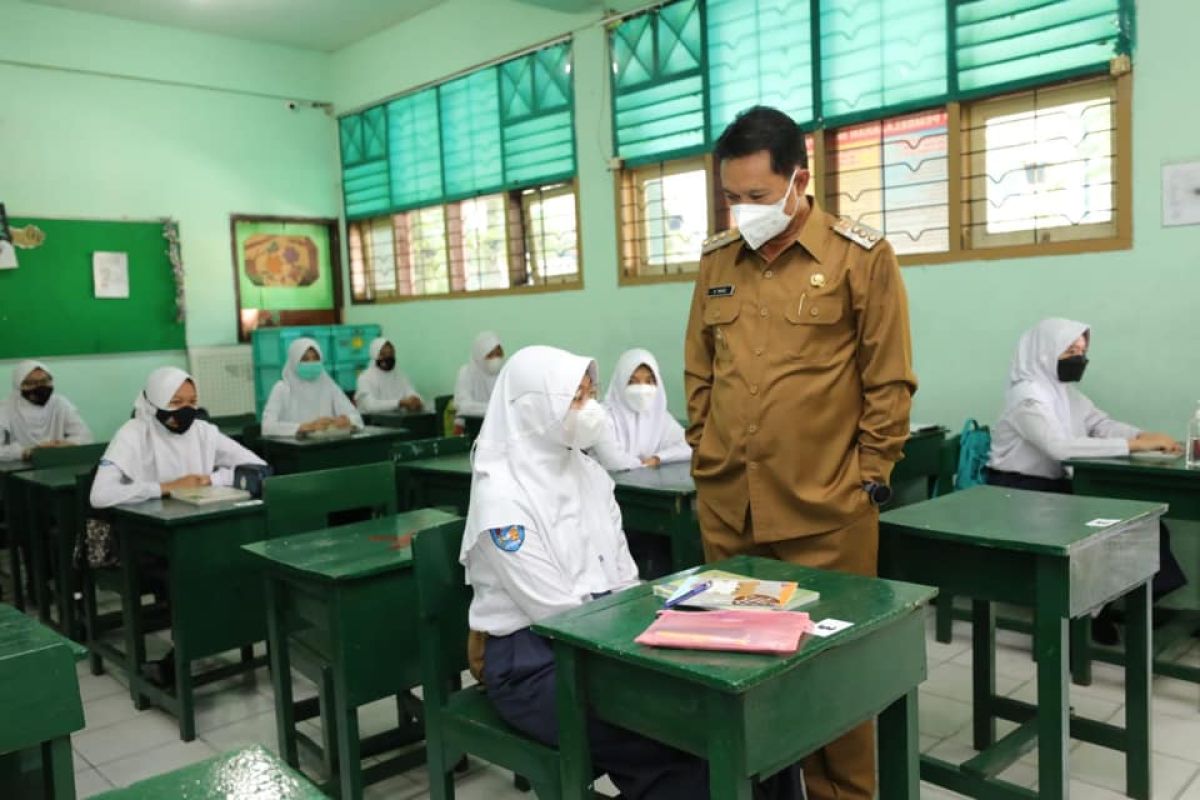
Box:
left=233, top=463, right=274, bottom=499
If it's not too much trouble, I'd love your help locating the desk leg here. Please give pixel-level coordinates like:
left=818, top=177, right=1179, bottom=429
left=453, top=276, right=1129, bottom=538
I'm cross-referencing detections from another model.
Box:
left=174, top=627, right=196, bottom=742
left=1124, top=581, right=1152, bottom=800
left=265, top=579, right=299, bottom=768
left=41, top=736, right=75, bottom=800
left=706, top=691, right=752, bottom=800
left=5, top=479, right=26, bottom=610
left=120, top=529, right=149, bottom=710
left=1069, top=617, right=1092, bottom=686
left=1034, top=560, right=1069, bottom=800
left=333, top=668, right=363, bottom=800
left=55, top=496, right=79, bottom=640
left=554, top=641, right=593, bottom=800
left=971, top=600, right=996, bottom=751
left=878, top=689, right=919, bottom=800
left=29, top=498, right=53, bottom=624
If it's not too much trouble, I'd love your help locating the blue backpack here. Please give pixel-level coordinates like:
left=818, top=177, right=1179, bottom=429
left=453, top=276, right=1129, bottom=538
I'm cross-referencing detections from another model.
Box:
left=954, top=419, right=991, bottom=491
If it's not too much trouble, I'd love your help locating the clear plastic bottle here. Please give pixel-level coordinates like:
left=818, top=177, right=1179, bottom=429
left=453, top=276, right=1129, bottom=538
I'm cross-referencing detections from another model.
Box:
left=1188, top=402, right=1200, bottom=469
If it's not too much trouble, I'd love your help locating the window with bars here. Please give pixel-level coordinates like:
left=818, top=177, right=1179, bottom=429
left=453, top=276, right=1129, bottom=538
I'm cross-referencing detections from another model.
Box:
left=619, top=157, right=712, bottom=279
left=348, top=183, right=580, bottom=302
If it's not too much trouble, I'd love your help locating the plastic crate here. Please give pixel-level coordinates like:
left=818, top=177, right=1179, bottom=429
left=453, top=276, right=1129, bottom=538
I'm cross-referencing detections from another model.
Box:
left=251, top=326, right=334, bottom=369
left=330, top=324, right=381, bottom=365
left=333, top=363, right=367, bottom=395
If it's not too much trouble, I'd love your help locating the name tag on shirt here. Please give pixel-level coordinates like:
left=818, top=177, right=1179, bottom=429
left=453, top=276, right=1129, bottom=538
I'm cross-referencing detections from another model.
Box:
left=707, top=285, right=735, bottom=297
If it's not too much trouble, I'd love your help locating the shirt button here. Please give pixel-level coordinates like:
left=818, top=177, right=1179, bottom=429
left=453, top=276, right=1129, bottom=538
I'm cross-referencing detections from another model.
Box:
left=748, top=461, right=759, bottom=471
left=754, top=347, right=763, bottom=356
left=759, top=307, right=768, bottom=318
left=749, top=384, right=759, bottom=395
left=764, top=270, right=774, bottom=279
left=810, top=307, right=819, bottom=317
left=748, top=424, right=758, bottom=434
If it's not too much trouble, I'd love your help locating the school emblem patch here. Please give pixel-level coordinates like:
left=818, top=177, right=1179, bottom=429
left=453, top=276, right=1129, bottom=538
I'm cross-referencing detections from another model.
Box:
left=489, top=525, right=526, bottom=552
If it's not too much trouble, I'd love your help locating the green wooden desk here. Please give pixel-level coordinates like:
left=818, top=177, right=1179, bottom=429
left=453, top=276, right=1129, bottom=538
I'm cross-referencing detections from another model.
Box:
left=363, top=410, right=439, bottom=439
left=533, top=555, right=933, bottom=799
left=244, top=509, right=462, bottom=800
left=260, top=426, right=411, bottom=475
left=102, top=497, right=269, bottom=741
left=91, top=745, right=325, bottom=800
left=8, top=465, right=93, bottom=638
left=2, top=459, right=35, bottom=608
left=881, top=486, right=1162, bottom=800
left=890, top=426, right=947, bottom=499
left=0, top=602, right=86, bottom=800
left=207, top=413, right=257, bottom=443
left=1068, top=455, right=1200, bottom=687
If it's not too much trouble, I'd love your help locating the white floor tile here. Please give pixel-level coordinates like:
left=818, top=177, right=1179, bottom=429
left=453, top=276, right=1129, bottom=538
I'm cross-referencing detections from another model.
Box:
left=1151, top=713, right=1200, bottom=762
left=73, top=709, right=181, bottom=766
left=1151, top=675, right=1200, bottom=722
left=950, top=640, right=1038, bottom=682
left=1178, top=770, right=1200, bottom=799
left=200, top=710, right=283, bottom=756
left=1007, top=678, right=1124, bottom=725
left=921, top=660, right=1024, bottom=705
left=74, top=767, right=113, bottom=800
left=76, top=671, right=126, bottom=704
left=193, top=680, right=278, bottom=733
left=96, top=738, right=217, bottom=788
left=1068, top=742, right=1197, bottom=799
left=80, top=691, right=147, bottom=730
left=917, top=691, right=974, bottom=740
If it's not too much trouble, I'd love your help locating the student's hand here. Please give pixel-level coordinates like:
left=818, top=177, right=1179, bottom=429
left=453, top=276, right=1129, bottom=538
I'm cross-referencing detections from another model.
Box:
left=297, top=421, right=320, bottom=434
left=20, top=447, right=34, bottom=461
left=160, top=475, right=212, bottom=495
left=1135, top=432, right=1184, bottom=454
left=332, top=415, right=354, bottom=429
left=640, top=456, right=662, bottom=469
left=400, top=396, right=423, bottom=412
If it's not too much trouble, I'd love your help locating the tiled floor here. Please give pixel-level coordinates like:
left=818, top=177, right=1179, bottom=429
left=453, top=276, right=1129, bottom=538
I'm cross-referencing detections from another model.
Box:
left=56, top=610, right=1199, bottom=799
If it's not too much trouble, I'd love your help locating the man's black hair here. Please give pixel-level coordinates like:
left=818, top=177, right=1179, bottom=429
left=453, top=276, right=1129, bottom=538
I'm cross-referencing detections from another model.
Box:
left=713, top=106, right=807, bottom=175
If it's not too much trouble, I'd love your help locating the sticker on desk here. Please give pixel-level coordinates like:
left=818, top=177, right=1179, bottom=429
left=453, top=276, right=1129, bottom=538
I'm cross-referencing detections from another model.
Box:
left=1085, top=518, right=1121, bottom=528
left=811, top=619, right=854, bottom=638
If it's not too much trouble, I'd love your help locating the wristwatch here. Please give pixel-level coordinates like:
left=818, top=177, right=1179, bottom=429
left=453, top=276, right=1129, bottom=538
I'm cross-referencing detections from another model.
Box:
left=863, top=481, right=893, bottom=506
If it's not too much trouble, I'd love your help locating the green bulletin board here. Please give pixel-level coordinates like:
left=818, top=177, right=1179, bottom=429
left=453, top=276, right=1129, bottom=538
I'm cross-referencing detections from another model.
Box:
left=0, top=217, right=186, bottom=359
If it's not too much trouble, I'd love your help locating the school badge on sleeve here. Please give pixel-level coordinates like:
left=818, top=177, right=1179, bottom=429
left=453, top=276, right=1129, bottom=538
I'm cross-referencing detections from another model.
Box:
left=489, top=525, right=526, bottom=552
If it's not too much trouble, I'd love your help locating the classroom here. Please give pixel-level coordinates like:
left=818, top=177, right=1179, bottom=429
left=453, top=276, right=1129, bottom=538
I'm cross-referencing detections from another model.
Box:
left=1, top=0, right=1198, bottom=798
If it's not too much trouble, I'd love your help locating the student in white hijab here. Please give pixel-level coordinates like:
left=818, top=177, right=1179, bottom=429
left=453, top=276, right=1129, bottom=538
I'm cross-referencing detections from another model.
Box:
left=592, top=348, right=692, bottom=472
left=355, top=337, right=425, bottom=413
left=0, top=360, right=93, bottom=461
left=91, top=367, right=265, bottom=507
left=460, top=346, right=805, bottom=800
left=261, top=338, right=363, bottom=438
left=987, top=318, right=1187, bottom=640
left=453, top=331, right=504, bottom=418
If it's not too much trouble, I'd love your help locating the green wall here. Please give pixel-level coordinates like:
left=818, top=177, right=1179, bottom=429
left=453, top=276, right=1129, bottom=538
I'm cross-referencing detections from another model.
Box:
left=0, top=0, right=337, bottom=438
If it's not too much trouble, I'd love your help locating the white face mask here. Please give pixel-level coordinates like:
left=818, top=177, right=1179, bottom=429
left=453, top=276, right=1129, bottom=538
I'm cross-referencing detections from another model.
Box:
left=563, top=398, right=607, bottom=450
left=483, top=356, right=504, bottom=376
left=731, top=170, right=798, bottom=250
left=623, top=383, right=657, bottom=414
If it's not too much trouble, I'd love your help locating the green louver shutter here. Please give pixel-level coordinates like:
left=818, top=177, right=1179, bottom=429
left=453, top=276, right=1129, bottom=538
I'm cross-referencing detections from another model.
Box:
left=819, top=0, right=947, bottom=122
left=387, top=88, right=444, bottom=210
left=955, top=0, right=1129, bottom=95
left=439, top=68, right=504, bottom=200
left=340, top=105, right=390, bottom=219
left=500, top=42, right=577, bottom=186
left=706, top=0, right=814, bottom=140
left=611, top=0, right=707, bottom=165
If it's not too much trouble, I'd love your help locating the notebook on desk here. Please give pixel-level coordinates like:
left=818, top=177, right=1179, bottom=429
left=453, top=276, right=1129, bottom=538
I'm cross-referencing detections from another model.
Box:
left=654, top=570, right=820, bottom=611
left=296, top=426, right=354, bottom=441
left=170, top=486, right=252, bottom=506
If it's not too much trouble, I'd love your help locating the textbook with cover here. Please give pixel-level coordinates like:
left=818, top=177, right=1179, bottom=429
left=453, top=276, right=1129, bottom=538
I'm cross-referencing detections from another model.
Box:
left=171, top=486, right=252, bottom=506
left=654, top=570, right=819, bottom=611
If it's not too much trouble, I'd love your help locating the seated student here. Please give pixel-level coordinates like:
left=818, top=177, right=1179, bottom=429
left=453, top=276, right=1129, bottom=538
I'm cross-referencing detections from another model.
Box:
left=460, top=346, right=803, bottom=800
left=91, top=366, right=266, bottom=507
left=355, top=337, right=425, bottom=413
left=262, top=338, right=363, bottom=437
left=987, top=318, right=1187, bottom=639
left=592, top=348, right=692, bottom=472
left=0, top=360, right=93, bottom=461
left=453, top=330, right=504, bottom=418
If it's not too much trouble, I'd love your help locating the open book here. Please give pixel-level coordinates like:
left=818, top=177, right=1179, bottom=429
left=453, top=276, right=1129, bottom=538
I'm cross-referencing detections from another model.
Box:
left=170, top=486, right=252, bottom=506
left=653, top=570, right=819, bottom=611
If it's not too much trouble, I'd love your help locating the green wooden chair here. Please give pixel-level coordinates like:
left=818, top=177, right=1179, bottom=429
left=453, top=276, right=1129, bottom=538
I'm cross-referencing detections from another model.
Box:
left=413, top=522, right=563, bottom=800
left=434, top=395, right=454, bottom=437
left=931, top=434, right=961, bottom=643
left=263, top=462, right=397, bottom=537
left=29, top=442, right=107, bottom=469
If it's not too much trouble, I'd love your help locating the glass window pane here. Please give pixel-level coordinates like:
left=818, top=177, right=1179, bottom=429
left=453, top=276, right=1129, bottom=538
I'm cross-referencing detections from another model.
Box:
left=402, top=206, right=449, bottom=295
left=642, top=169, right=708, bottom=269
left=523, top=186, right=579, bottom=281
left=366, top=217, right=397, bottom=295
left=456, top=195, right=510, bottom=292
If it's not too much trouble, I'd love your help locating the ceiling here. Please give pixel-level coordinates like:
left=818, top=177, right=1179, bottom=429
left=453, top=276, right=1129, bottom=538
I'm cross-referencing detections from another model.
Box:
left=23, top=0, right=449, bottom=52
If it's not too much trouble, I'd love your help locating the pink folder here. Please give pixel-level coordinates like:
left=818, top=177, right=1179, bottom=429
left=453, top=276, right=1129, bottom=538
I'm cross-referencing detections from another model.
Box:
left=634, top=610, right=814, bottom=655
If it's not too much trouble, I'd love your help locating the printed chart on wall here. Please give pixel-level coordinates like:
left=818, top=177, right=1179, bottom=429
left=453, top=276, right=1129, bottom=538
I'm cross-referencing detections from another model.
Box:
left=232, top=215, right=343, bottom=342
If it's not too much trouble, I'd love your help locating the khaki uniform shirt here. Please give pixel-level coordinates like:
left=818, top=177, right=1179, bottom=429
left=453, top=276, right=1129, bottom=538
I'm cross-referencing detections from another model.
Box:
left=684, top=201, right=917, bottom=542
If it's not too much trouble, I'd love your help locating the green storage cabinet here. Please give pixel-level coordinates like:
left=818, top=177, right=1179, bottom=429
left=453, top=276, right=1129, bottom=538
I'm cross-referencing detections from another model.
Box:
left=251, top=324, right=381, bottom=415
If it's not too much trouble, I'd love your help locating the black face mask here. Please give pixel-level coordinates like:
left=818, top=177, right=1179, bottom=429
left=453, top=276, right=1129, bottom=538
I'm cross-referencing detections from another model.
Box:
left=155, top=405, right=199, bottom=435
left=21, top=386, right=53, bottom=406
left=1057, top=355, right=1088, bottom=383
left=376, top=357, right=396, bottom=372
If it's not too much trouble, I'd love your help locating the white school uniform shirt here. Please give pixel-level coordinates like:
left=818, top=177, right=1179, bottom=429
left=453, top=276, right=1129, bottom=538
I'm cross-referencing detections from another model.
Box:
left=261, top=337, right=364, bottom=437
left=988, top=318, right=1139, bottom=480
left=355, top=337, right=426, bottom=413
left=461, top=346, right=640, bottom=637
left=453, top=331, right=502, bottom=418
left=0, top=360, right=93, bottom=461
left=590, top=348, right=692, bottom=472
left=90, top=367, right=265, bottom=507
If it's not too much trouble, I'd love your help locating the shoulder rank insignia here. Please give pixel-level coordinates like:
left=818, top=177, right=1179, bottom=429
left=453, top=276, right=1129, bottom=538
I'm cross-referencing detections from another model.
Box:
left=831, top=217, right=882, bottom=250
left=701, top=228, right=743, bottom=255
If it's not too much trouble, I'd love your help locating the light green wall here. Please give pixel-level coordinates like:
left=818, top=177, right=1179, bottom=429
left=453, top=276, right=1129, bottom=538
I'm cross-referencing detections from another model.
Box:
left=331, top=0, right=1200, bottom=444
left=0, top=0, right=337, bottom=438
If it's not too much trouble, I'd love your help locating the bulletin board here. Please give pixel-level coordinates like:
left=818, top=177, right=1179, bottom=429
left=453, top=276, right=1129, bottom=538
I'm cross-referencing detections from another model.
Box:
left=0, top=216, right=186, bottom=359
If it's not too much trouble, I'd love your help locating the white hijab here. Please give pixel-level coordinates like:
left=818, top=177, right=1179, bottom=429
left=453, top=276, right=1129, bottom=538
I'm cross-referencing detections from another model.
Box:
left=460, top=346, right=619, bottom=583
left=276, top=337, right=345, bottom=421
left=603, top=348, right=674, bottom=458
left=460, top=331, right=501, bottom=404
left=3, top=360, right=77, bottom=446
left=359, top=337, right=416, bottom=404
left=1002, top=318, right=1090, bottom=433
left=104, top=366, right=222, bottom=482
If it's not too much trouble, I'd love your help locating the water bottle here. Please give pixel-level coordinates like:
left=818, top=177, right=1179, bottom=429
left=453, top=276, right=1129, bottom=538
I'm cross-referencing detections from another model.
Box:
left=1188, top=402, right=1200, bottom=469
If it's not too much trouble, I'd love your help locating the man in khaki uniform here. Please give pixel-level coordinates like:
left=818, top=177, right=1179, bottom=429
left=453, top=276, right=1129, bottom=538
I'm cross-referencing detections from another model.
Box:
left=684, top=106, right=917, bottom=800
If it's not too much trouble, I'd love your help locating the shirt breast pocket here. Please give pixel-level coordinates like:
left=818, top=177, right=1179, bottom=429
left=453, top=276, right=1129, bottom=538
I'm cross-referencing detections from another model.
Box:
left=783, top=287, right=852, bottom=361
left=704, top=301, right=741, bottom=362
